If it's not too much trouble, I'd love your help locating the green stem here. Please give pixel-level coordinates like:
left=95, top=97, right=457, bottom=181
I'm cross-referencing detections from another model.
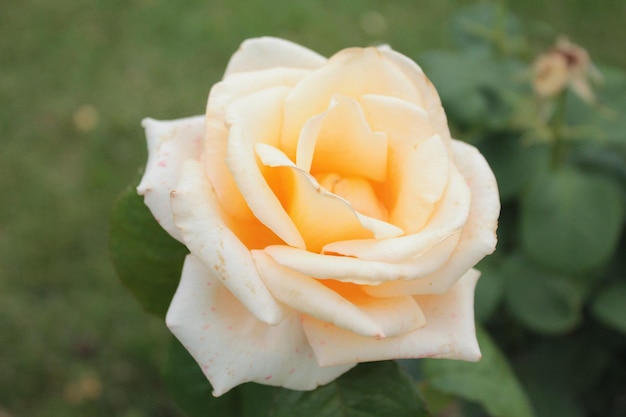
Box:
left=550, top=91, right=568, bottom=170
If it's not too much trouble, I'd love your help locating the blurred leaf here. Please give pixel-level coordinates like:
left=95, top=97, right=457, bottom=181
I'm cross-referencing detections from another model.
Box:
left=269, top=362, right=431, bottom=417
left=521, top=168, right=624, bottom=273
left=449, top=3, right=525, bottom=54
left=592, top=282, right=626, bottom=334
left=479, top=134, right=550, bottom=201
left=503, top=254, right=585, bottom=334
left=420, top=48, right=524, bottom=134
left=109, top=185, right=188, bottom=318
left=423, top=326, right=534, bottom=417
left=164, top=337, right=277, bottom=417
left=474, top=258, right=505, bottom=322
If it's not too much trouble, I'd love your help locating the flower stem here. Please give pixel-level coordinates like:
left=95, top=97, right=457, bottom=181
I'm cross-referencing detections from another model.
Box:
left=550, top=91, right=568, bottom=170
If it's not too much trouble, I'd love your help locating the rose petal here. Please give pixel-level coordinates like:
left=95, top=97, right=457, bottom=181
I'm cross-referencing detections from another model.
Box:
left=224, top=86, right=306, bottom=249
left=264, top=234, right=459, bottom=285
left=254, top=250, right=425, bottom=338
left=171, top=159, right=285, bottom=325
left=224, top=37, right=327, bottom=77
left=377, top=46, right=451, bottom=142
left=296, top=95, right=388, bottom=182
left=253, top=251, right=383, bottom=338
left=280, top=47, right=423, bottom=160
left=255, top=143, right=402, bottom=252
left=322, top=161, right=470, bottom=262
left=166, top=255, right=354, bottom=396
left=365, top=140, right=500, bottom=296
left=137, top=116, right=204, bottom=241
left=204, top=68, right=313, bottom=222
left=302, top=269, right=482, bottom=367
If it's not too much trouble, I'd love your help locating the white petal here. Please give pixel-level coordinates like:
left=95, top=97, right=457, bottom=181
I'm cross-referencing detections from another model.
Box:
left=137, top=116, right=204, bottom=241
left=171, top=159, right=285, bottom=325
left=264, top=236, right=457, bottom=285
left=302, top=269, right=482, bottom=367
left=224, top=37, right=327, bottom=77
left=366, top=140, right=499, bottom=296
left=224, top=86, right=306, bottom=249
left=254, top=250, right=425, bottom=338
left=253, top=251, right=384, bottom=338
left=166, top=255, right=353, bottom=396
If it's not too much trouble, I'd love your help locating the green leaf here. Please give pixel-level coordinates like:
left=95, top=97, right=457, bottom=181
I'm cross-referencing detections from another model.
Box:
left=521, top=168, right=624, bottom=273
left=474, top=258, right=505, bottom=322
left=422, top=326, right=534, bottom=417
left=591, top=282, right=626, bottom=334
left=109, top=185, right=188, bottom=318
left=269, top=361, right=431, bottom=417
left=478, top=135, right=550, bottom=202
left=164, top=337, right=277, bottom=417
left=503, top=255, right=585, bottom=334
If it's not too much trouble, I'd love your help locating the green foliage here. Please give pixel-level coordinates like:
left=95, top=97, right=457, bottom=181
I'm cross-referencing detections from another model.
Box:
left=592, top=282, right=626, bottom=334
left=422, top=326, right=534, bottom=417
left=520, top=168, right=624, bottom=273
left=110, top=186, right=188, bottom=319
left=164, top=337, right=431, bottom=417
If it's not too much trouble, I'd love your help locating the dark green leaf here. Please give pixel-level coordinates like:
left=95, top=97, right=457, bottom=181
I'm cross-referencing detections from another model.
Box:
left=478, top=135, right=550, bottom=201
left=164, top=337, right=277, bottom=417
left=474, top=258, right=504, bottom=322
left=503, top=254, right=585, bottom=334
left=269, top=361, right=431, bottom=417
left=521, top=168, right=624, bottom=273
left=423, top=326, right=534, bottom=417
left=109, top=185, right=188, bottom=318
left=592, top=282, right=626, bottom=334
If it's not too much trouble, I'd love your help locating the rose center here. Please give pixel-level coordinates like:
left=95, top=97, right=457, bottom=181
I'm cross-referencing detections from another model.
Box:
left=315, top=172, right=388, bottom=221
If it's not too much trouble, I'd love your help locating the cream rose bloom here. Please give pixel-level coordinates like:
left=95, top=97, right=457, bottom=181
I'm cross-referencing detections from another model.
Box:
left=137, top=37, right=499, bottom=396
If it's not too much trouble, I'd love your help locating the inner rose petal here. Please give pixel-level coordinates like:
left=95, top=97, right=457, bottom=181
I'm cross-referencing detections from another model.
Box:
left=224, top=86, right=306, bottom=249
left=316, top=173, right=388, bottom=221
left=280, top=47, right=423, bottom=160
left=256, top=143, right=402, bottom=252
left=296, top=95, right=388, bottom=182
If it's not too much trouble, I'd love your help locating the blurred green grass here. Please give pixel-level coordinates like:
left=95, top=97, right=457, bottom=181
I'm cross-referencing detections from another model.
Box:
left=0, top=0, right=623, bottom=416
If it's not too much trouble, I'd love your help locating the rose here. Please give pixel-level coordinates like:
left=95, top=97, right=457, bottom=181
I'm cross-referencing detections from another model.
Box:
left=137, top=37, right=499, bottom=396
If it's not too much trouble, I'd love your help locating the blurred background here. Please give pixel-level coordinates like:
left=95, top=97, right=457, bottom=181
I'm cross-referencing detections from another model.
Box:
left=1, top=0, right=624, bottom=416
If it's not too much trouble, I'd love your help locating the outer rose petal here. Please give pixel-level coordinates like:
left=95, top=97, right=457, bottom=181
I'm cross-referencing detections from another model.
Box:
left=137, top=116, right=204, bottom=241
left=224, top=37, right=327, bottom=77
left=166, top=255, right=354, bottom=396
left=253, top=251, right=426, bottom=339
left=171, top=159, right=285, bottom=325
left=302, top=269, right=482, bottom=367
left=365, top=140, right=500, bottom=296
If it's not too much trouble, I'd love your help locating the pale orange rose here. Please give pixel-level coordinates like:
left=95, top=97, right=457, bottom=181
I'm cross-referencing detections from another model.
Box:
left=137, top=37, right=500, bottom=396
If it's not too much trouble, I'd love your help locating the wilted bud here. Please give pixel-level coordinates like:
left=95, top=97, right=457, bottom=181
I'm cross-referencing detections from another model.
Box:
left=532, top=37, right=602, bottom=103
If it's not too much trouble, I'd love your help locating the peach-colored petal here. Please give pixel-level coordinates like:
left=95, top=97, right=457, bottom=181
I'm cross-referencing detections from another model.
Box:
left=264, top=235, right=458, bottom=285
left=252, top=251, right=383, bottom=338
left=323, top=161, right=470, bottom=262
left=296, top=95, right=388, bottom=181
left=166, top=255, right=354, bottom=396
left=171, top=159, right=285, bottom=325
left=390, top=134, right=450, bottom=233
left=366, top=140, right=499, bottom=296
left=137, top=116, right=204, bottom=241
left=224, top=86, right=306, bottom=248
left=377, top=46, right=451, bottom=141
left=302, top=269, right=481, bottom=367
left=280, top=47, right=423, bottom=160
left=255, top=143, right=402, bottom=251
left=254, top=250, right=425, bottom=338
left=204, top=68, right=313, bottom=222
left=224, top=37, right=327, bottom=77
